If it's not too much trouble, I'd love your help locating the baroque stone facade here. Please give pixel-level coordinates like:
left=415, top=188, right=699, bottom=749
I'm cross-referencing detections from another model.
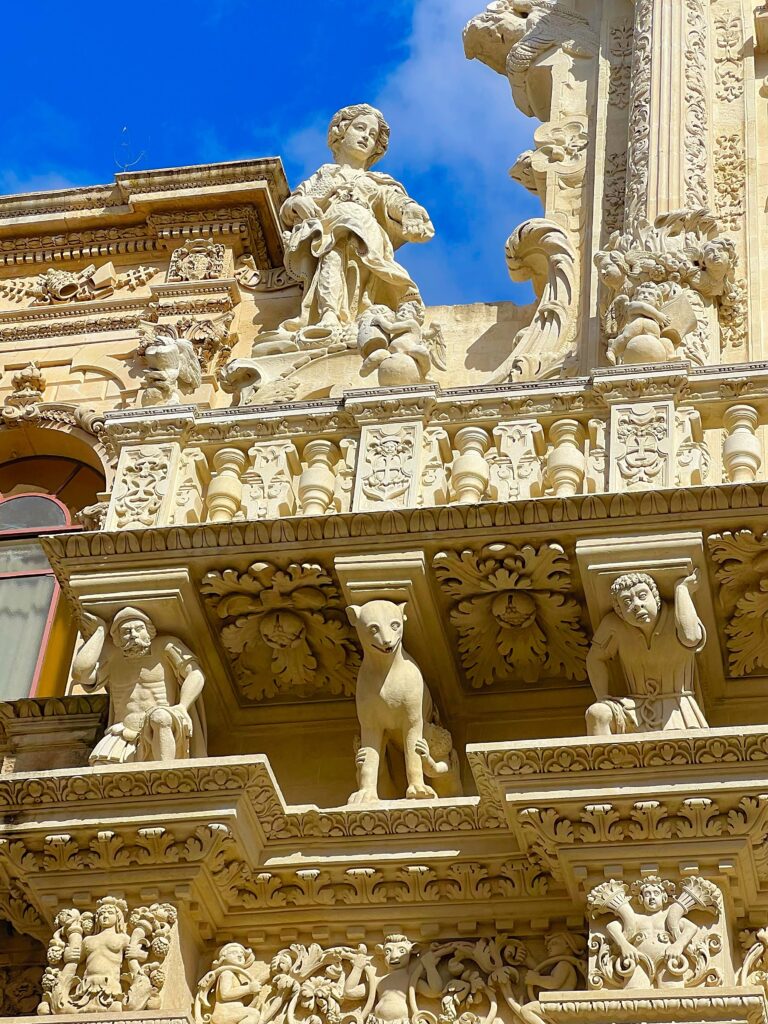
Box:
left=3, top=5, right=768, bottom=1024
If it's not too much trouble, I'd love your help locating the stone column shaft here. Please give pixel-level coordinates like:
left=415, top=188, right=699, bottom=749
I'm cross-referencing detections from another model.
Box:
left=625, top=0, right=710, bottom=228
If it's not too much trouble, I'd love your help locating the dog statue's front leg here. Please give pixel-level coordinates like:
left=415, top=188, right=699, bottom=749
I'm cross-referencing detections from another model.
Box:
left=404, top=721, right=437, bottom=800
left=348, top=726, right=382, bottom=804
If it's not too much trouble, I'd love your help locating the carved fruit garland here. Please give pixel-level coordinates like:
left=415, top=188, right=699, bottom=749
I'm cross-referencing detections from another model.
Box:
left=201, top=562, right=360, bottom=701
left=433, top=543, right=588, bottom=687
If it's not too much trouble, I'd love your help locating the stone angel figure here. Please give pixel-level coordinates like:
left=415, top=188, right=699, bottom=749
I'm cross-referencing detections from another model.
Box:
left=253, top=103, right=441, bottom=385
left=587, top=876, right=722, bottom=990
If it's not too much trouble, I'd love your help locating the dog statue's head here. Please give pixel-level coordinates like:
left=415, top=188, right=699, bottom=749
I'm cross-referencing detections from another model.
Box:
left=347, top=600, right=407, bottom=656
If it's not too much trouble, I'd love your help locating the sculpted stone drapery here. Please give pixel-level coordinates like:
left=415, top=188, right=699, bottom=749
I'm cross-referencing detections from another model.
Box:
left=346, top=600, right=461, bottom=804
left=587, top=876, right=722, bottom=990
left=194, top=932, right=587, bottom=1024
left=73, top=607, right=207, bottom=765
left=38, top=897, right=177, bottom=1014
left=251, top=104, right=442, bottom=387
left=585, top=571, right=708, bottom=735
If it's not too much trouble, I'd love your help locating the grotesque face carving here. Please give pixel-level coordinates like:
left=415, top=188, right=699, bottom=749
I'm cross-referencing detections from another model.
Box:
left=347, top=601, right=406, bottom=655
left=382, top=935, right=414, bottom=968
left=116, top=618, right=153, bottom=658
left=611, top=574, right=660, bottom=629
left=258, top=610, right=306, bottom=650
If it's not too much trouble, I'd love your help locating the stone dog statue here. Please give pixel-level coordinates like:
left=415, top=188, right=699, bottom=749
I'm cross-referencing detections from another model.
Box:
left=346, top=600, right=461, bottom=804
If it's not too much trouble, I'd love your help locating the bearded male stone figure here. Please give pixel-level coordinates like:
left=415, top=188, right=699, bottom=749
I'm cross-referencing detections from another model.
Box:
left=585, top=571, right=708, bottom=735
left=73, top=607, right=207, bottom=765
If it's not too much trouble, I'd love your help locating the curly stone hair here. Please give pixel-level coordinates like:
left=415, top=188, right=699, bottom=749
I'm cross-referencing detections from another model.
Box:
left=327, top=104, right=390, bottom=167
left=610, top=572, right=660, bottom=608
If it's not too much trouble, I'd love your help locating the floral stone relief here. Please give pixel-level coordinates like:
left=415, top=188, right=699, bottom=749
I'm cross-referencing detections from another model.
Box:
left=433, top=544, right=589, bottom=687
left=708, top=529, right=768, bottom=676
left=201, top=561, right=360, bottom=701
left=194, top=931, right=588, bottom=1024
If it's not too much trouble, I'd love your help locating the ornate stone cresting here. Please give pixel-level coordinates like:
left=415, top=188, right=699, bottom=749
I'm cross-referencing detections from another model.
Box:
left=194, top=932, right=587, bottom=1024
left=346, top=600, right=461, bottom=803
left=585, top=570, right=708, bottom=735
left=72, top=608, right=207, bottom=764
left=587, top=876, right=723, bottom=990
left=201, top=561, right=360, bottom=701
left=433, top=544, right=588, bottom=687
left=38, top=897, right=177, bottom=1014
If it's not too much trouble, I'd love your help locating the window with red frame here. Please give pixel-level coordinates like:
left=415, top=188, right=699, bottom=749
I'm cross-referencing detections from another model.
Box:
left=0, top=494, right=75, bottom=699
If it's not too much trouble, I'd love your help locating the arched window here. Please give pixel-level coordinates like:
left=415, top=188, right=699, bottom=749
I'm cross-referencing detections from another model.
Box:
left=0, top=494, right=77, bottom=700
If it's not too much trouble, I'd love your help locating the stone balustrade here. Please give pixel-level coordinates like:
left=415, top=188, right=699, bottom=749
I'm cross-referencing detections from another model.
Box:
left=101, top=379, right=768, bottom=531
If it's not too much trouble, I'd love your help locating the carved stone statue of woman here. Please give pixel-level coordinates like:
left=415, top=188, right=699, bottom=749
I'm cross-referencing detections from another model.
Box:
left=255, top=104, right=435, bottom=357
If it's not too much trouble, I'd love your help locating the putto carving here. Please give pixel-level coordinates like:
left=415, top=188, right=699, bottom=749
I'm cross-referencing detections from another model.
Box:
left=585, top=571, right=708, bottom=735
left=346, top=600, right=461, bottom=803
left=254, top=104, right=437, bottom=364
left=595, top=210, right=740, bottom=365
left=38, top=897, right=177, bottom=1014
left=201, top=561, right=360, bottom=701
left=587, top=876, right=722, bottom=990
left=136, top=321, right=203, bottom=406
left=433, top=544, right=589, bottom=687
left=357, top=302, right=447, bottom=387
left=73, top=608, right=207, bottom=764
left=491, top=220, right=578, bottom=383
left=195, top=932, right=585, bottom=1024
left=167, top=237, right=226, bottom=282
left=708, top=530, right=768, bottom=676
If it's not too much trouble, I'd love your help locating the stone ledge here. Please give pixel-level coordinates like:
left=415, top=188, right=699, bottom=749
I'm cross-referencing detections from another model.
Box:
left=0, top=1015, right=192, bottom=1024
left=541, top=987, right=768, bottom=1024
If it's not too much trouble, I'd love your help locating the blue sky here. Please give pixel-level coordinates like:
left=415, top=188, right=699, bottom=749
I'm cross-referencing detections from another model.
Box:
left=0, top=0, right=539, bottom=305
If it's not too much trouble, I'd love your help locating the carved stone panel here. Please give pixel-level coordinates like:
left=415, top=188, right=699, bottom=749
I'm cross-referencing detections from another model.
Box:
left=609, top=401, right=674, bottom=492
left=353, top=422, right=421, bottom=512
left=107, top=444, right=180, bottom=530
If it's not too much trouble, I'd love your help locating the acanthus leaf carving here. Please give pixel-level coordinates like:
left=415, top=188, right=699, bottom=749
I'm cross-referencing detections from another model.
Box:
left=433, top=542, right=588, bottom=687
left=201, top=561, right=360, bottom=701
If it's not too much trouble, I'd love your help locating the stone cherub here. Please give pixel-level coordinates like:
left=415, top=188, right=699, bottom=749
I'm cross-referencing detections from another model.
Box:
left=39, top=897, right=177, bottom=1014
left=585, top=570, right=708, bottom=735
left=346, top=600, right=462, bottom=804
left=587, top=876, right=722, bottom=989
left=194, top=942, right=271, bottom=1024
left=253, top=104, right=443, bottom=386
left=73, top=607, right=207, bottom=765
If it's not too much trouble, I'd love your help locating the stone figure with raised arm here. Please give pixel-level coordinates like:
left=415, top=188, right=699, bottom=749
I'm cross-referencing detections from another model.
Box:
left=253, top=104, right=442, bottom=383
left=585, top=570, right=708, bottom=735
left=343, top=934, right=444, bottom=1024
left=73, top=607, right=207, bottom=765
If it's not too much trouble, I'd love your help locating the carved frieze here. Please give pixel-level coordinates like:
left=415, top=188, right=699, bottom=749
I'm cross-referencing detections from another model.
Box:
left=433, top=543, right=588, bottom=687
left=202, top=561, right=360, bottom=701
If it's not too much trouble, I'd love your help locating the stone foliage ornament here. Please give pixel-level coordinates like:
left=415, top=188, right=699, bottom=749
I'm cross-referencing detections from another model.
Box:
left=708, top=530, right=768, bottom=676
left=5, top=360, right=46, bottom=408
left=433, top=544, right=589, bottom=687
left=346, top=600, right=461, bottom=803
left=595, top=210, right=740, bottom=365
left=73, top=607, right=207, bottom=764
left=194, top=931, right=587, bottom=1024
left=201, top=562, right=360, bottom=701
left=38, top=897, right=177, bottom=1014
left=137, top=320, right=203, bottom=406
left=587, top=876, right=722, bottom=990
left=585, top=571, right=708, bottom=734
left=249, top=104, right=440, bottom=387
